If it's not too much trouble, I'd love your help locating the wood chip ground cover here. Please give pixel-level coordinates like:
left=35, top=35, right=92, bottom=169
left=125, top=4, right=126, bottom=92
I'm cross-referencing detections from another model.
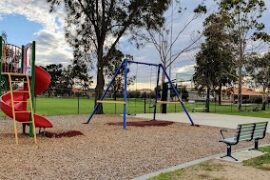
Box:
left=0, top=115, right=269, bottom=179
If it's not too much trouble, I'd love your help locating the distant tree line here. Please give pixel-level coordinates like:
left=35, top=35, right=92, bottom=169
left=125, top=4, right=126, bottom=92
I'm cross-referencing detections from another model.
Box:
left=193, top=0, right=270, bottom=112
left=43, top=60, right=93, bottom=97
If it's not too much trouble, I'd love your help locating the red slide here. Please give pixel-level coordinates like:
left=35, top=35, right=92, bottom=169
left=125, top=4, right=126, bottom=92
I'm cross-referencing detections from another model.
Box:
left=0, top=66, right=53, bottom=128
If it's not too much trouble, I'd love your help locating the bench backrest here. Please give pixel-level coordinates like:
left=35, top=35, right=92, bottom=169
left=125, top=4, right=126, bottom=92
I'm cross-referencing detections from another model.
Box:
left=236, top=123, right=255, bottom=142
left=253, top=122, right=268, bottom=140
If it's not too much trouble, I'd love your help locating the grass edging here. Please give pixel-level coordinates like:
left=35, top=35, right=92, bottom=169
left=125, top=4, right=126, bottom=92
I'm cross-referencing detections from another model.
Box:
left=133, top=143, right=270, bottom=180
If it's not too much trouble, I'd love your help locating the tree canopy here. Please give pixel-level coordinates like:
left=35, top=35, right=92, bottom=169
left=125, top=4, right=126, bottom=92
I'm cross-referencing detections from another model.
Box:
left=47, top=0, right=171, bottom=113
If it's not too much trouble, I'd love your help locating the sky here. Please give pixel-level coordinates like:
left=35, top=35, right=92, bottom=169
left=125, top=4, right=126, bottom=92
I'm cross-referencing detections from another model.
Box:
left=0, top=0, right=270, bottom=89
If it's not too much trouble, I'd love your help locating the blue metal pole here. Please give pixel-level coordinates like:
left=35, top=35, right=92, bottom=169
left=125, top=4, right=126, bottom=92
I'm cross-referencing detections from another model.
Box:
left=123, top=59, right=128, bottom=129
left=160, top=65, right=195, bottom=126
left=127, top=60, right=160, bottom=67
left=153, top=64, right=161, bottom=120
left=85, top=60, right=126, bottom=124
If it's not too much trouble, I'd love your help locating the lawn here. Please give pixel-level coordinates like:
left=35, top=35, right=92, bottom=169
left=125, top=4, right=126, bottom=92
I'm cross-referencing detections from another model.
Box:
left=150, top=146, right=270, bottom=180
left=2, top=96, right=270, bottom=118
left=33, top=97, right=187, bottom=116
left=243, top=146, right=270, bottom=170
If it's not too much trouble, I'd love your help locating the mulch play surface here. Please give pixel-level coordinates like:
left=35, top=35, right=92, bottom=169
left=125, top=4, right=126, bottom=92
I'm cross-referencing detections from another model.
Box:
left=107, top=120, right=174, bottom=127
left=1, top=114, right=270, bottom=179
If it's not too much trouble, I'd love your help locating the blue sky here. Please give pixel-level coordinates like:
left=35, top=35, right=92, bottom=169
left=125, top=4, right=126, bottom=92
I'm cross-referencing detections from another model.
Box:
left=0, top=0, right=270, bottom=87
left=0, top=14, right=42, bottom=45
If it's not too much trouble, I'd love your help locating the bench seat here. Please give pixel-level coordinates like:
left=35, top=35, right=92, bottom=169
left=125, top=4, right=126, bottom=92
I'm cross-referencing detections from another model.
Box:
left=219, top=137, right=237, bottom=145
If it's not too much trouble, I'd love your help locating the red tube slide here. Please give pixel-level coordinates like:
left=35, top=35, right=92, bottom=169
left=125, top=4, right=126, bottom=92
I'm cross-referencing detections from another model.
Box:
left=0, top=66, right=53, bottom=128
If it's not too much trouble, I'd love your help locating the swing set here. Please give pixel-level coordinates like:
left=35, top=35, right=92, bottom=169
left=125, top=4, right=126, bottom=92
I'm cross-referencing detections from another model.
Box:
left=85, top=59, right=195, bottom=128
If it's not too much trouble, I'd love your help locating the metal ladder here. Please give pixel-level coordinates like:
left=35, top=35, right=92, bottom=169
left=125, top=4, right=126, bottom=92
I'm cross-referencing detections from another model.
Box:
left=7, top=73, right=37, bottom=144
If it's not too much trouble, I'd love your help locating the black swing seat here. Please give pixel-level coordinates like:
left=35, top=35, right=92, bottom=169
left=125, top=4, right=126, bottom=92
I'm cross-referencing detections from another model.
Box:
left=219, top=122, right=268, bottom=161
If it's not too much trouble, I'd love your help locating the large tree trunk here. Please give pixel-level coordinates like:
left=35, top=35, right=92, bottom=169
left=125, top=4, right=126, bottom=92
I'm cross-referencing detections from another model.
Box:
left=262, top=86, right=267, bottom=111
left=95, top=46, right=105, bottom=114
left=95, top=62, right=105, bottom=114
left=238, top=65, right=243, bottom=111
left=205, top=86, right=210, bottom=112
left=160, top=71, right=167, bottom=113
left=218, top=83, right=222, bottom=105
left=238, top=28, right=244, bottom=112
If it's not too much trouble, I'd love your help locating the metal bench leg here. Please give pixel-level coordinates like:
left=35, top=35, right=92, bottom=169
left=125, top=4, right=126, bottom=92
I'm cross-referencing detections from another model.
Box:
left=220, top=145, right=238, bottom=161
left=248, top=140, right=259, bottom=151
left=254, top=139, right=259, bottom=150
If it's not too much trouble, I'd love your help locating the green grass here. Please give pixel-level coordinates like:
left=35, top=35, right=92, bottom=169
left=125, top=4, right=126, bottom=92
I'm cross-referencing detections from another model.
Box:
left=34, top=97, right=187, bottom=116
left=149, top=161, right=224, bottom=180
left=1, top=96, right=270, bottom=118
left=28, top=97, right=270, bottom=118
left=243, top=146, right=270, bottom=170
left=149, top=169, right=184, bottom=180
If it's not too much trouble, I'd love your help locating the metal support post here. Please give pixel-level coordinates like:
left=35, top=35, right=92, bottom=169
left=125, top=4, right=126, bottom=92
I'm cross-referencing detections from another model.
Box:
left=123, top=59, right=128, bottom=129
left=0, top=36, right=2, bottom=96
left=85, top=60, right=126, bottom=124
left=160, top=65, right=195, bottom=126
left=153, top=64, right=161, bottom=120
left=29, top=41, right=36, bottom=137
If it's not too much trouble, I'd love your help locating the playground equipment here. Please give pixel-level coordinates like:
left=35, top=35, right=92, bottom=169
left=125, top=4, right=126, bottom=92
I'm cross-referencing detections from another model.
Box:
left=85, top=59, right=195, bottom=128
left=0, top=36, right=53, bottom=144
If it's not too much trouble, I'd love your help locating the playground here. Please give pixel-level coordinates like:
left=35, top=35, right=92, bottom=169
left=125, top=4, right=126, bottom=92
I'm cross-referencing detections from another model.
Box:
left=0, top=114, right=269, bottom=179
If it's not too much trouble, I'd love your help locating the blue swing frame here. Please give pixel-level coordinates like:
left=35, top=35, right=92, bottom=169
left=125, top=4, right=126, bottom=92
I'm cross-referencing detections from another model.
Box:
left=85, top=59, right=195, bottom=128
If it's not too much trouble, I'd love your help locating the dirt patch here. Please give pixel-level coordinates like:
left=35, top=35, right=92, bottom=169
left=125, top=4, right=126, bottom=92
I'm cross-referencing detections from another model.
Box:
left=45, top=130, right=84, bottom=138
left=107, top=120, right=174, bottom=127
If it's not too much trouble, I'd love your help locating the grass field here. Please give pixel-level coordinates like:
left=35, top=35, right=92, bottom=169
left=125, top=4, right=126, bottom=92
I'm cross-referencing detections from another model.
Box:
left=1, top=97, right=270, bottom=118
left=33, top=97, right=270, bottom=118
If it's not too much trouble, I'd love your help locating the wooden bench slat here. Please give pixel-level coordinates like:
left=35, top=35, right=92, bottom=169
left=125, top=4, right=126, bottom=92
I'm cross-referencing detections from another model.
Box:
left=239, top=135, right=253, bottom=140
left=238, top=132, right=253, bottom=136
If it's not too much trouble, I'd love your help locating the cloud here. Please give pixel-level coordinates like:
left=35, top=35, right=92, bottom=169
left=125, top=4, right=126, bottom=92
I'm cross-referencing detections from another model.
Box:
left=175, top=64, right=195, bottom=73
left=0, top=0, right=72, bottom=66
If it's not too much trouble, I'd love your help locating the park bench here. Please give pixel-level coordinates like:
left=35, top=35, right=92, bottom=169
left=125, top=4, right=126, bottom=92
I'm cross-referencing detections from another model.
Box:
left=219, top=122, right=268, bottom=161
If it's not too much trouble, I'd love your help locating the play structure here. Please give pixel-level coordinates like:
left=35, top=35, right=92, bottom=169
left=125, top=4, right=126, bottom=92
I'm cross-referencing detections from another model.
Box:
left=85, top=59, right=195, bottom=128
left=0, top=36, right=53, bottom=144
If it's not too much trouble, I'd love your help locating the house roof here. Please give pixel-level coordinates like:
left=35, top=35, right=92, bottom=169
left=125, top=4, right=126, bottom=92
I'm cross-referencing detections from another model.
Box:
left=226, top=87, right=263, bottom=96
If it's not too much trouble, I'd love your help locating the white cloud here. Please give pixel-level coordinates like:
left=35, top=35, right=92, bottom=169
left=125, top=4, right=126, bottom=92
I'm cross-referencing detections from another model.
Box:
left=0, top=0, right=72, bottom=66
left=175, top=64, right=195, bottom=73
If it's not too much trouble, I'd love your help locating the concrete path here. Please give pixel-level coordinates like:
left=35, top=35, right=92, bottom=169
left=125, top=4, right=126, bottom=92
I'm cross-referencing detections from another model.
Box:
left=216, top=150, right=265, bottom=163
left=135, top=113, right=270, bottom=132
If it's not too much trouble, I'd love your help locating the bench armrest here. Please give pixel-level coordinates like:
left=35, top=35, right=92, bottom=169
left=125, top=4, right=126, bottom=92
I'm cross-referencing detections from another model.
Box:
left=220, top=129, right=228, bottom=139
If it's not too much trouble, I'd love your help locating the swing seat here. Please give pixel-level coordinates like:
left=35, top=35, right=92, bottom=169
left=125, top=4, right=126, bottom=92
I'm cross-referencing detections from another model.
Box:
left=96, top=100, right=126, bottom=104
left=156, top=100, right=180, bottom=104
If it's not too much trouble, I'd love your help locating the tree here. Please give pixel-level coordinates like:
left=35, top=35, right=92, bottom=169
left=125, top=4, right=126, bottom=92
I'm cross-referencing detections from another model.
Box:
left=247, top=52, right=270, bottom=110
left=45, top=64, right=64, bottom=96
left=105, top=49, right=135, bottom=99
left=193, top=12, right=235, bottom=112
left=216, top=0, right=267, bottom=111
left=58, top=65, right=73, bottom=96
left=70, top=59, right=93, bottom=93
left=47, top=0, right=172, bottom=113
left=133, top=2, right=206, bottom=112
left=135, top=3, right=206, bottom=83
left=1, top=31, right=7, bottom=42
